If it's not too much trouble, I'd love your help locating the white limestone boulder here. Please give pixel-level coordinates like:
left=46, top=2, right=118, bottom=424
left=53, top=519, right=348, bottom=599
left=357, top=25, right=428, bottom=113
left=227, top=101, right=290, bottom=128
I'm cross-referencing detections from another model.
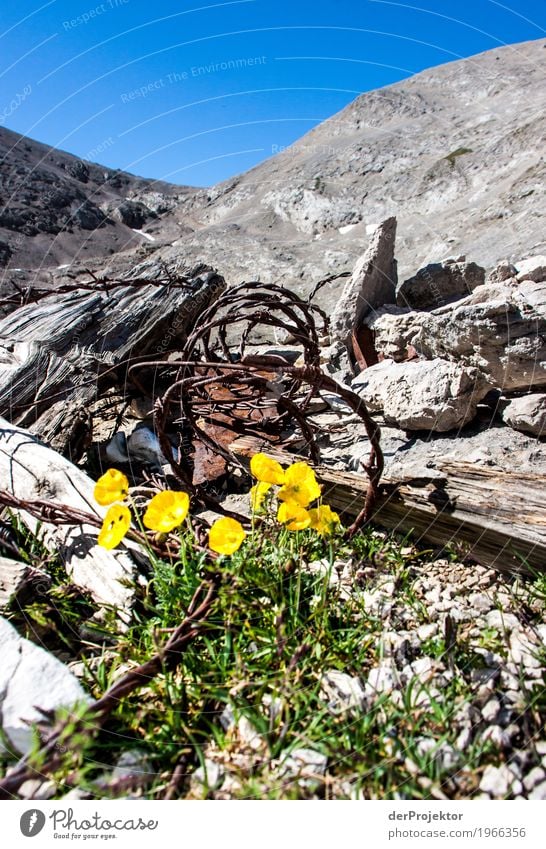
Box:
left=501, top=394, right=546, bottom=437
left=352, top=358, right=490, bottom=431
left=0, top=617, right=91, bottom=756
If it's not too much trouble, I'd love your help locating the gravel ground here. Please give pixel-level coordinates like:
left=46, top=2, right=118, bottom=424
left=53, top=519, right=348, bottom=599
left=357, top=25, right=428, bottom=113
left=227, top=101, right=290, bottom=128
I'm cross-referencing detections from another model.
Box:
left=9, top=515, right=545, bottom=801
left=188, top=550, right=546, bottom=800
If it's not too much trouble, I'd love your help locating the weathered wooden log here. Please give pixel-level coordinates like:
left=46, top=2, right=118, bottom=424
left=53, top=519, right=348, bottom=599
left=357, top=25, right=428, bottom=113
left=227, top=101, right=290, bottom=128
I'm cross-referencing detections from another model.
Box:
left=230, top=435, right=546, bottom=576
left=0, top=416, right=142, bottom=623
left=0, top=265, right=225, bottom=457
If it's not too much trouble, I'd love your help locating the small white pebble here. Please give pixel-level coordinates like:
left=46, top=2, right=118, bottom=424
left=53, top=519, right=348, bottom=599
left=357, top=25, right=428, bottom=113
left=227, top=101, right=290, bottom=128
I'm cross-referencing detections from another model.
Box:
left=479, top=764, right=519, bottom=797
left=456, top=726, right=473, bottom=750
left=510, top=632, right=541, bottom=668
left=485, top=610, right=520, bottom=631
left=536, top=624, right=546, bottom=645
left=365, top=663, right=397, bottom=697
left=529, top=782, right=546, bottom=800
left=481, top=697, right=500, bottom=723
left=424, top=587, right=442, bottom=604
left=523, top=766, right=546, bottom=791
left=481, top=726, right=512, bottom=749
left=417, top=623, right=438, bottom=641
left=468, top=592, right=494, bottom=613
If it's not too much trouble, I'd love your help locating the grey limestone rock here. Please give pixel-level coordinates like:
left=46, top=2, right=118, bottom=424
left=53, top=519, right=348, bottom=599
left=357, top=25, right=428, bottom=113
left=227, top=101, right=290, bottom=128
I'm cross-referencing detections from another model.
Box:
left=413, top=280, right=546, bottom=391
left=365, top=663, right=398, bottom=698
left=397, top=260, right=485, bottom=310
left=112, top=200, right=155, bottom=229
left=529, top=782, right=546, bottom=800
left=0, top=617, right=91, bottom=755
left=0, top=418, right=139, bottom=622
left=367, top=275, right=546, bottom=395
left=487, top=261, right=518, bottom=284
left=366, top=305, right=424, bottom=362
left=501, top=393, right=546, bottom=437
left=276, top=747, right=328, bottom=790
left=329, top=217, right=397, bottom=350
left=0, top=239, right=12, bottom=267
left=320, top=670, right=367, bottom=715
left=112, top=749, right=153, bottom=780
left=191, top=759, right=225, bottom=792
left=516, top=255, right=546, bottom=283
left=352, top=357, right=490, bottom=431
left=484, top=610, right=521, bottom=631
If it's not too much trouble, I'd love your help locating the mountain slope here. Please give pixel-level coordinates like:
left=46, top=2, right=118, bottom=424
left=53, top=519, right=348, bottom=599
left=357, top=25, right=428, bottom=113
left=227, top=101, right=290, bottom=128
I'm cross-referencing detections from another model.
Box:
left=0, top=126, right=197, bottom=272
left=1, top=38, right=545, bottom=293
left=157, top=36, right=545, bottom=292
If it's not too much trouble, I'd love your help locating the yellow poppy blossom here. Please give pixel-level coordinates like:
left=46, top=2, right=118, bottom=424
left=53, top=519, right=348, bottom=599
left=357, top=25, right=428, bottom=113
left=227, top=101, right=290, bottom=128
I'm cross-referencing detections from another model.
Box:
left=143, top=490, right=190, bottom=533
left=209, top=517, right=246, bottom=555
left=277, top=500, right=312, bottom=531
left=97, top=504, right=131, bottom=549
left=94, top=468, right=129, bottom=506
left=250, top=453, right=285, bottom=485
left=308, top=504, right=341, bottom=536
left=277, top=461, right=321, bottom=507
left=250, top=481, right=271, bottom=511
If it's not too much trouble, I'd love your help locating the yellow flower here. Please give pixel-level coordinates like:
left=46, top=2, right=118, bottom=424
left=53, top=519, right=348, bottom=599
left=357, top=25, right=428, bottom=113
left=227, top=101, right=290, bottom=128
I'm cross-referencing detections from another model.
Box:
left=143, top=490, right=190, bottom=533
left=277, top=500, right=311, bottom=531
left=94, top=468, right=129, bottom=506
left=277, top=462, right=321, bottom=507
left=250, top=481, right=271, bottom=511
left=209, top=517, right=246, bottom=555
left=250, top=452, right=285, bottom=485
left=308, top=504, right=340, bottom=536
left=97, top=504, right=131, bottom=549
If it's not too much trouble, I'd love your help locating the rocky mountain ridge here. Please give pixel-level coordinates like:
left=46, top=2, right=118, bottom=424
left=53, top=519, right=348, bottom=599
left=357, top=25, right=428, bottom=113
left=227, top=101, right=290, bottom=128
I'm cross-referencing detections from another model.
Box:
left=0, top=125, right=197, bottom=275
left=0, top=38, right=545, bottom=301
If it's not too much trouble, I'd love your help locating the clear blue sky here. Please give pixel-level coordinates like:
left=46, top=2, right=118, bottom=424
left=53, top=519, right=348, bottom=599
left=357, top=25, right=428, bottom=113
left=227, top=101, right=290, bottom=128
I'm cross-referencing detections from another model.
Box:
left=1, top=0, right=544, bottom=186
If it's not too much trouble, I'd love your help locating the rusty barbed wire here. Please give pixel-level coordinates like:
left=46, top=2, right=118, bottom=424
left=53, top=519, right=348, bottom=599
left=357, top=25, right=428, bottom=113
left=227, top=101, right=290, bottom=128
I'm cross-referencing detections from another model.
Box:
left=0, top=490, right=207, bottom=559
left=0, top=577, right=219, bottom=800
left=129, top=280, right=383, bottom=533
left=0, top=262, right=210, bottom=310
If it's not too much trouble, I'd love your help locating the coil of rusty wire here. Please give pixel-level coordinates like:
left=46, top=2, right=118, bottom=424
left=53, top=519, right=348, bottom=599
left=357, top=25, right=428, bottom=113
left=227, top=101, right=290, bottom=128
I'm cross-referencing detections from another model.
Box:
left=129, top=280, right=383, bottom=534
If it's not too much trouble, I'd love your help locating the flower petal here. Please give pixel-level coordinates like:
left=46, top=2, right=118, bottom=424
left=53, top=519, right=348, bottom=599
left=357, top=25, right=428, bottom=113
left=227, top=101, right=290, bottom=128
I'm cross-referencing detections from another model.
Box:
left=250, top=453, right=285, bottom=485
left=277, top=462, right=321, bottom=507
left=209, top=517, right=246, bottom=555
left=277, top=501, right=311, bottom=531
left=285, top=462, right=321, bottom=498
left=250, top=481, right=271, bottom=511
left=308, top=504, right=340, bottom=536
left=97, top=505, right=131, bottom=549
left=94, top=468, right=129, bottom=506
left=143, top=490, right=190, bottom=533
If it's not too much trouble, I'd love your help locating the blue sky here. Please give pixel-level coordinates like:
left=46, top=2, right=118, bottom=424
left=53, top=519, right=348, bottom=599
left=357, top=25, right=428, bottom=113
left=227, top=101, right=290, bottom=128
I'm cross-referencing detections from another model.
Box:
left=1, top=0, right=545, bottom=186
